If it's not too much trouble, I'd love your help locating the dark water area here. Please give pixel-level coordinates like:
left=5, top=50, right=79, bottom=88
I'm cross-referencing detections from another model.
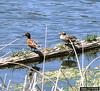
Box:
left=0, top=0, right=100, bottom=85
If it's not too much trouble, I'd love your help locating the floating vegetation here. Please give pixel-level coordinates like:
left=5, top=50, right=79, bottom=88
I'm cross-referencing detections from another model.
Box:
left=45, top=68, right=80, bottom=80
left=45, top=68, right=100, bottom=90
left=0, top=68, right=100, bottom=91
left=85, top=34, right=97, bottom=42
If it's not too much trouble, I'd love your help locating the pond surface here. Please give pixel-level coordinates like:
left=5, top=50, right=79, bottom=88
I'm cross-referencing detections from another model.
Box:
left=0, top=0, right=100, bottom=88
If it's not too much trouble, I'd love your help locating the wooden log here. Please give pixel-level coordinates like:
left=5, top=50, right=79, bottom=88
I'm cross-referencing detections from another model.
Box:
left=0, top=37, right=100, bottom=68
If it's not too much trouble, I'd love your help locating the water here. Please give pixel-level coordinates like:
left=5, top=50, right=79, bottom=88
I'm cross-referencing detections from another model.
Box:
left=0, top=0, right=100, bottom=87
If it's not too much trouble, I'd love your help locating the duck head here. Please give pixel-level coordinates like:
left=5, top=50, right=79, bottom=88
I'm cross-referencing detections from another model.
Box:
left=59, top=32, right=66, bottom=35
left=24, top=32, right=31, bottom=39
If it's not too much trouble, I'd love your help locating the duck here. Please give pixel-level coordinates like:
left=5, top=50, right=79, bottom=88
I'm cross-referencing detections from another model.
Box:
left=24, top=32, right=39, bottom=51
left=59, top=32, right=77, bottom=44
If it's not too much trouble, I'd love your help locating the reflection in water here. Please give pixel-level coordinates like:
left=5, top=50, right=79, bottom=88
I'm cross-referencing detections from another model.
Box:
left=28, top=65, right=41, bottom=80
left=85, top=49, right=97, bottom=58
left=85, top=49, right=98, bottom=62
left=27, top=66, right=41, bottom=91
left=59, top=48, right=99, bottom=69
left=61, top=60, right=77, bottom=69
left=84, top=49, right=99, bottom=68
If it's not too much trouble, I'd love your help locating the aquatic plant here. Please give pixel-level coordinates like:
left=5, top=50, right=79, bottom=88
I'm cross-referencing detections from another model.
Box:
left=85, top=34, right=97, bottom=42
left=0, top=67, right=99, bottom=91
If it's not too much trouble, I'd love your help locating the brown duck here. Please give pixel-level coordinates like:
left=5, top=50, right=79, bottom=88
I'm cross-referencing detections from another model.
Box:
left=24, top=32, right=39, bottom=51
left=59, top=32, right=77, bottom=44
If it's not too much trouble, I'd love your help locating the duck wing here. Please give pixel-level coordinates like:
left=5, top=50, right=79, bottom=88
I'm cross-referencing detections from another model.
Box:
left=65, top=35, right=77, bottom=42
left=27, top=39, right=39, bottom=48
left=71, top=35, right=77, bottom=39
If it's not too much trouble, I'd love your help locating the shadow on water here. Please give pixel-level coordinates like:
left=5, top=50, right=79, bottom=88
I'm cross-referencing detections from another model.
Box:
left=28, top=65, right=41, bottom=80
left=85, top=48, right=98, bottom=59
left=61, top=60, right=77, bottom=69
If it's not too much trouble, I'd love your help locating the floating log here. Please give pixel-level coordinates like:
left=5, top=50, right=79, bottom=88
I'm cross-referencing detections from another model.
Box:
left=0, top=37, right=100, bottom=68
